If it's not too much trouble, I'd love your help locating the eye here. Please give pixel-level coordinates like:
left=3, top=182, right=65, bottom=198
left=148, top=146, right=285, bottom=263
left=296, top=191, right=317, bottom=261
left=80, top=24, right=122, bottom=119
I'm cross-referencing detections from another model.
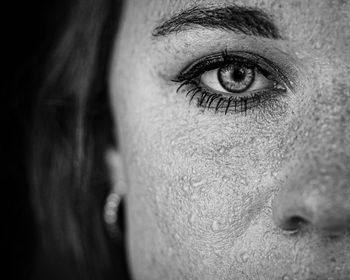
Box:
left=174, top=51, right=290, bottom=115
left=201, top=63, right=275, bottom=95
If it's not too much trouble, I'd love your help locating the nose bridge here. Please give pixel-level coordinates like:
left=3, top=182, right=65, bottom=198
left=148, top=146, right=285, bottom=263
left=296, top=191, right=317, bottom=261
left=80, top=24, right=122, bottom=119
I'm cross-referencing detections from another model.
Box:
left=285, top=62, right=350, bottom=160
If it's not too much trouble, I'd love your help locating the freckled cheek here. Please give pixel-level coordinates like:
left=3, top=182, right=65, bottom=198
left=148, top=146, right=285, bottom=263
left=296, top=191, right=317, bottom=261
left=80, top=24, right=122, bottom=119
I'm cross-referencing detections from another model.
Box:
left=118, top=82, right=283, bottom=253
left=124, top=122, right=273, bottom=251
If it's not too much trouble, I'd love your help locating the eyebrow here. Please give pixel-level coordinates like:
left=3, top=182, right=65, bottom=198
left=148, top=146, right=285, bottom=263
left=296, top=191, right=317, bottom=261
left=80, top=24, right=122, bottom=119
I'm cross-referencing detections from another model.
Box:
left=152, top=5, right=281, bottom=39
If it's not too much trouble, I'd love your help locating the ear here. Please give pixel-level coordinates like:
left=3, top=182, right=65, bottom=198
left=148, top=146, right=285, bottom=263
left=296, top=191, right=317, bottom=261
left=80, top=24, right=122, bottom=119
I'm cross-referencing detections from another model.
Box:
left=105, top=148, right=128, bottom=196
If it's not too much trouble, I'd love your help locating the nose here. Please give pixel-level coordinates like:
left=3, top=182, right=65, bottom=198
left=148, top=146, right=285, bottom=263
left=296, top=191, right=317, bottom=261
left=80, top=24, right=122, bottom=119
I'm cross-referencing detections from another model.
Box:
left=272, top=162, right=350, bottom=235
left=271, top=71, right=350, bottom=235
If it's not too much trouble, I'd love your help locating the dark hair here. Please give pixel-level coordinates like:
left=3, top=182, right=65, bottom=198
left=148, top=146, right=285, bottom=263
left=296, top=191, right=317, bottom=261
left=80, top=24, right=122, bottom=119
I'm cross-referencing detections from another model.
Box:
left=30, top=0, right=128, bottom=279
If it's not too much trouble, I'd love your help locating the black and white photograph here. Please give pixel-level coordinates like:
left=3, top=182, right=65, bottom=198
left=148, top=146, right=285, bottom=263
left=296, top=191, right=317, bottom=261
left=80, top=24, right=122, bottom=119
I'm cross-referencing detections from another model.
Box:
left=5, top=0, right=350, bottom=279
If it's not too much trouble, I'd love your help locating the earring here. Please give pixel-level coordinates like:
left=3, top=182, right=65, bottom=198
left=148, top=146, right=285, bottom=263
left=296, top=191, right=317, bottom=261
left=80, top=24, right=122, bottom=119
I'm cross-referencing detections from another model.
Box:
left=104, top=192, right=123, bottom=240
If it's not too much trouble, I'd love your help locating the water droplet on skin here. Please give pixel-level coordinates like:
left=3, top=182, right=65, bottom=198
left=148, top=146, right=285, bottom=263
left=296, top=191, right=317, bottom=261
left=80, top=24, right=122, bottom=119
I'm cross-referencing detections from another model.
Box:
left=250, top=219, right=257, bottom=226
left=188, top=213, right=195, bottom=225
left=213, top=248, right=222, bottom=257
left=190, top=192, right=199, bottom=200
left=168, top=246, right=174, bottom=256
left=222, top=176, right=229, bottom=183
left=239, top=252, right=249, bottom=263
left=191, top=177, right=205, bottom=187
left=271, top=170, right=278, bottom=178
left=238, top=178, right=246, bottom=186
left=292, top=266, right=300, bottom=275
left=211, top=220, right=220, bottom=232
left=218, top=147, right=226, bottom=155
left=263, top=230, right=271, bottom=240
left=314, top=41, right=322, bottom=49
left=282, top=274, right=291, bottom=280
left=183, top=183, right=190, bottom=193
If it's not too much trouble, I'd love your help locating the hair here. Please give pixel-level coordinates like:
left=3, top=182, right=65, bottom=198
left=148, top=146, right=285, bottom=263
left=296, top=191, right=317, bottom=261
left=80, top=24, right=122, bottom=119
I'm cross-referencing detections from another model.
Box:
left=30, top=0, right=128, bottom=279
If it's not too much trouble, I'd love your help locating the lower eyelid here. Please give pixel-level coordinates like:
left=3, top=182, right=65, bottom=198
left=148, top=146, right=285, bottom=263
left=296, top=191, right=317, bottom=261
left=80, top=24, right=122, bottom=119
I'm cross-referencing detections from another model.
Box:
left=178, top=80, right=288, bottom=116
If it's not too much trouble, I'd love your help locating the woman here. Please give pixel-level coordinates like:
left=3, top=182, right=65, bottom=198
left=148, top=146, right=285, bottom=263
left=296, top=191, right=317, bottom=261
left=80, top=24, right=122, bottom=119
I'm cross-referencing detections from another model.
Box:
left=31, top=0, right=350, bottom=279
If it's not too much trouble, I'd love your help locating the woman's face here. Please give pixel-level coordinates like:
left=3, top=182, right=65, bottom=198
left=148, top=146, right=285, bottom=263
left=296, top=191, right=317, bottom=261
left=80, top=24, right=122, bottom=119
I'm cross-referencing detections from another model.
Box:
left=108, top=0, right=350, bottom=279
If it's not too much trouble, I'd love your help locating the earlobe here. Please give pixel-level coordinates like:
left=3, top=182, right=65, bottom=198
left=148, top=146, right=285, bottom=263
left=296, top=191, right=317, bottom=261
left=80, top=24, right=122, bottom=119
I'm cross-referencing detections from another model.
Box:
left=104, top=148, right=127, bottom=240
left=105, top=148, right=128, bottom=196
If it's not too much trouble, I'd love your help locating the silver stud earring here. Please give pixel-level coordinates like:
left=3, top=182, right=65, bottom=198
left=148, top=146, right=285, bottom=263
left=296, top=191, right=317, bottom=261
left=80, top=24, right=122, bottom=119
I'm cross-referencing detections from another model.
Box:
left=104, top=192, right=123, bottom=240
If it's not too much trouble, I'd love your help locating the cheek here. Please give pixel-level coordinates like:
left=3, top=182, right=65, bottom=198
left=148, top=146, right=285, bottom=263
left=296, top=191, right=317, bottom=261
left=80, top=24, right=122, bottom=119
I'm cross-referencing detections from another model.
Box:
left=115, top=79, right=289, bottom=276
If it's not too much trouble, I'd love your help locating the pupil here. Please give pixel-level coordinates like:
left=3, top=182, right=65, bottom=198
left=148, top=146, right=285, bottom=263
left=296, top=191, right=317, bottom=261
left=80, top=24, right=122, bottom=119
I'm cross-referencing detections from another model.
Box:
left=231, top=68, right=246, bottom=82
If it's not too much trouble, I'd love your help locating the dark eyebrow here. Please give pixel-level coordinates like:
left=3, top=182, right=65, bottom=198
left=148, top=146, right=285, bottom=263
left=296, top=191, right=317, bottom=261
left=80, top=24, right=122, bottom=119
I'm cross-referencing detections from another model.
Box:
left=152, top=5, right=281, bottom=39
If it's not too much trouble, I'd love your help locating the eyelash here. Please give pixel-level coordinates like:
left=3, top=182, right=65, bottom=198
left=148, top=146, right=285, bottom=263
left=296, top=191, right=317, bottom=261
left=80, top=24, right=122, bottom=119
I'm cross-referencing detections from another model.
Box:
left=173, top=50, right=291, bottom=115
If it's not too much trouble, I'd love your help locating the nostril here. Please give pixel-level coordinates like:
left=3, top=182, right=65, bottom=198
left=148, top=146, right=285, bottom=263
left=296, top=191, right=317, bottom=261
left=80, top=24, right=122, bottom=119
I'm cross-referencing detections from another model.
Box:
left=280, top=215, right=309, bottom=231
left=272, top=185, right=350, bottom=236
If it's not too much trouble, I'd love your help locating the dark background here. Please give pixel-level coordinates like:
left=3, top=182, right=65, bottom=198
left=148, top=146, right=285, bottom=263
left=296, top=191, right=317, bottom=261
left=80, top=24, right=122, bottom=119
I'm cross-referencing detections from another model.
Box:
left=4, top=1, right=69, bottom=278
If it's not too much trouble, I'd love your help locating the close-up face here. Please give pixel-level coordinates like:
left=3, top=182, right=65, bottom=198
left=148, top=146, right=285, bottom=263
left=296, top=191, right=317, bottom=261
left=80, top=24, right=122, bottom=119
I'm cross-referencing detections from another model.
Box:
left=108, top=0, right=350, bottom=279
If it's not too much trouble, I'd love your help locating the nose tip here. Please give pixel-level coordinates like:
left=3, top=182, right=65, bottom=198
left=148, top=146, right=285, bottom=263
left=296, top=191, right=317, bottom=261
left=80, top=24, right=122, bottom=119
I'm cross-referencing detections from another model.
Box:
left=272, top=191, right=350, bottom=235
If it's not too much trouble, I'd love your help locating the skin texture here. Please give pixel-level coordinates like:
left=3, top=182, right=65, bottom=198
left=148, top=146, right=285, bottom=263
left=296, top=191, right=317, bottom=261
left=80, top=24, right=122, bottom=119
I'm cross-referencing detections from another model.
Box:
left=108, top=0, right=350, bottom=279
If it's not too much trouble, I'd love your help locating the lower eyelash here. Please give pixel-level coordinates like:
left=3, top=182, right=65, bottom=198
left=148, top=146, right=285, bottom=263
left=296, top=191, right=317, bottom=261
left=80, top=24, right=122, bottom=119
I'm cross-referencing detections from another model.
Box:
left=178, top=81, right=286, bottom=115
